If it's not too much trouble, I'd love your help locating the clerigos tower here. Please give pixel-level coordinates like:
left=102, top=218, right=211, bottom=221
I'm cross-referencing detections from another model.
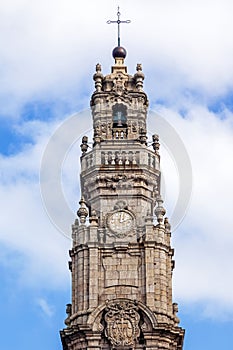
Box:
left=60, top=8, right=185, bottom=350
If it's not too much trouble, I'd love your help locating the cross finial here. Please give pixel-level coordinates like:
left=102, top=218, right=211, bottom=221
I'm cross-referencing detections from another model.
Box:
left=107, top=7, right=131, bottom=47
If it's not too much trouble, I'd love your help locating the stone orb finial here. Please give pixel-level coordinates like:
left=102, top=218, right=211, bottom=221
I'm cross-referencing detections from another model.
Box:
left=112, top=46, right=127, bottom=59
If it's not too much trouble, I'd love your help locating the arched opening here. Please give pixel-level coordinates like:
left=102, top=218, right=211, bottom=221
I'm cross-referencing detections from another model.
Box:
left=112, top=103, right=127, bottom=127
left=112, top=104, right=128, bottom=139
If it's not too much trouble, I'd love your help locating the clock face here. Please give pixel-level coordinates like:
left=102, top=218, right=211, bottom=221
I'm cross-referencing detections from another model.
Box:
left=108, top=210, right=133, bottom=234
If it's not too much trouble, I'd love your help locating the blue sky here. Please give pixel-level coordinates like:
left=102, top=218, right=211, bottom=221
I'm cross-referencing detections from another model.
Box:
left=0, top=1, right=233, bottom=349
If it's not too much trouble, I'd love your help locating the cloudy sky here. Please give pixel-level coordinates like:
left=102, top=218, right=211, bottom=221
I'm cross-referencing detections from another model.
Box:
left=0, top=0, right=233, bottom=349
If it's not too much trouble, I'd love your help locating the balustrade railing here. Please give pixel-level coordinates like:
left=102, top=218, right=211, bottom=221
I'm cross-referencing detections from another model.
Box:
left=112, top=128, right=127, bottom=140
left=102, top=151, right=138, bottom=165
left=81, top=150, right=159, bottom=171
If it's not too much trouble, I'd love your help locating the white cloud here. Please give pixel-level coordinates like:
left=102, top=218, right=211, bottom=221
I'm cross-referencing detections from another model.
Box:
left=2, top=101, right=233, bottom=320
left=0, top=119, right=71, bottom=289
left=0, top=0, right=233, bottom=117
left=0, top=112, right=92, bottom=289
left=0, top=0, right=233, bottom=323
left=36, top=297, right=54, bottom=317
left=155, top=104, right=233, bottom=319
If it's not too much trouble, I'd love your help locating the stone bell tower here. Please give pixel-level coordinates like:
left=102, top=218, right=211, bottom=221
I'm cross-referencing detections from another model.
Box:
left=60, top=24, right=185, bottom=349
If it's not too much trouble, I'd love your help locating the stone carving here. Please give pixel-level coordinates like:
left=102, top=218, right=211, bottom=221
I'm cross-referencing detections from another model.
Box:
left=80, top=136, right=88, bottom=155
left=173, top=303, right=180, bottom=326
left=94, top=122, right=107, bottom=139
left=94, top=173, right=151, bottom=192
left=114, top=200, right=127, bottom=210
left=113, top=73, right=127, bottom=95
left=131, top=121, right=137, bottom=133
left=107, top=91, right=132, bottom=104
left=105, top=174, right=134, bottom=190
left=105, top=300, right=140, bottom=347
left=164, top=217, right=171, bottom=233
left=94, top=123, right=107, bottom=135
left=139, top=127, right=147, bottom=144
left=152, top=134, right=160, bottom=155
left=64, top=304, right=72, bottom=326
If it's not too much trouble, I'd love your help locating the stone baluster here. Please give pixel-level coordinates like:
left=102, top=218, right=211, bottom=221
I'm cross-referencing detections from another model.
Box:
left=104, top=153, right=108, bottom=165
left=132, top=152, right=137, bottom=164
left=111, top=152, right=115, bottom=165
left=118, top=153, right=123, bottom=165
left=125, top=153, right=129, bottom=165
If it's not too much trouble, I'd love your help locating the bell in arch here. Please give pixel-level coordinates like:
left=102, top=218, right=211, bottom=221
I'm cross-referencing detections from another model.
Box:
left=112, top=104, right=127, bottom=127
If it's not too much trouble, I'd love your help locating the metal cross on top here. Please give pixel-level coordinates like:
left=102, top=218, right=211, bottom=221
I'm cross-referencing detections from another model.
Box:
left=107, top=7, right=131, bottom=47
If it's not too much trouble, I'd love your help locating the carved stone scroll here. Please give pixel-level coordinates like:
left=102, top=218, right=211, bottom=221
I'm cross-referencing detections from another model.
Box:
left=105, top=300, right=140, bottom=347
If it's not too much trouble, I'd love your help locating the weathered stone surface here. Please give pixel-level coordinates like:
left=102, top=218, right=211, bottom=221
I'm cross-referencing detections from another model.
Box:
left=60, top=52, right=184, bottom=350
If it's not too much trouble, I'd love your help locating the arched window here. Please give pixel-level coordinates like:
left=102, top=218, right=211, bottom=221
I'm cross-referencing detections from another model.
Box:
left=112, top=104, right=127, bottom=127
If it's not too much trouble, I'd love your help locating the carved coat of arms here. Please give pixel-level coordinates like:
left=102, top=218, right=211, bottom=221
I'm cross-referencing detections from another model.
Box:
left=105, top=300, right=140, bottom=347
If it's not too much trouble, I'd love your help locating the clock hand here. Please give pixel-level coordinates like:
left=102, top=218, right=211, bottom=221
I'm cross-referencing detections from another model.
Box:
left=119, top=213, right=124, bottom=222
left=120, top=218, right=130, bottom=223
